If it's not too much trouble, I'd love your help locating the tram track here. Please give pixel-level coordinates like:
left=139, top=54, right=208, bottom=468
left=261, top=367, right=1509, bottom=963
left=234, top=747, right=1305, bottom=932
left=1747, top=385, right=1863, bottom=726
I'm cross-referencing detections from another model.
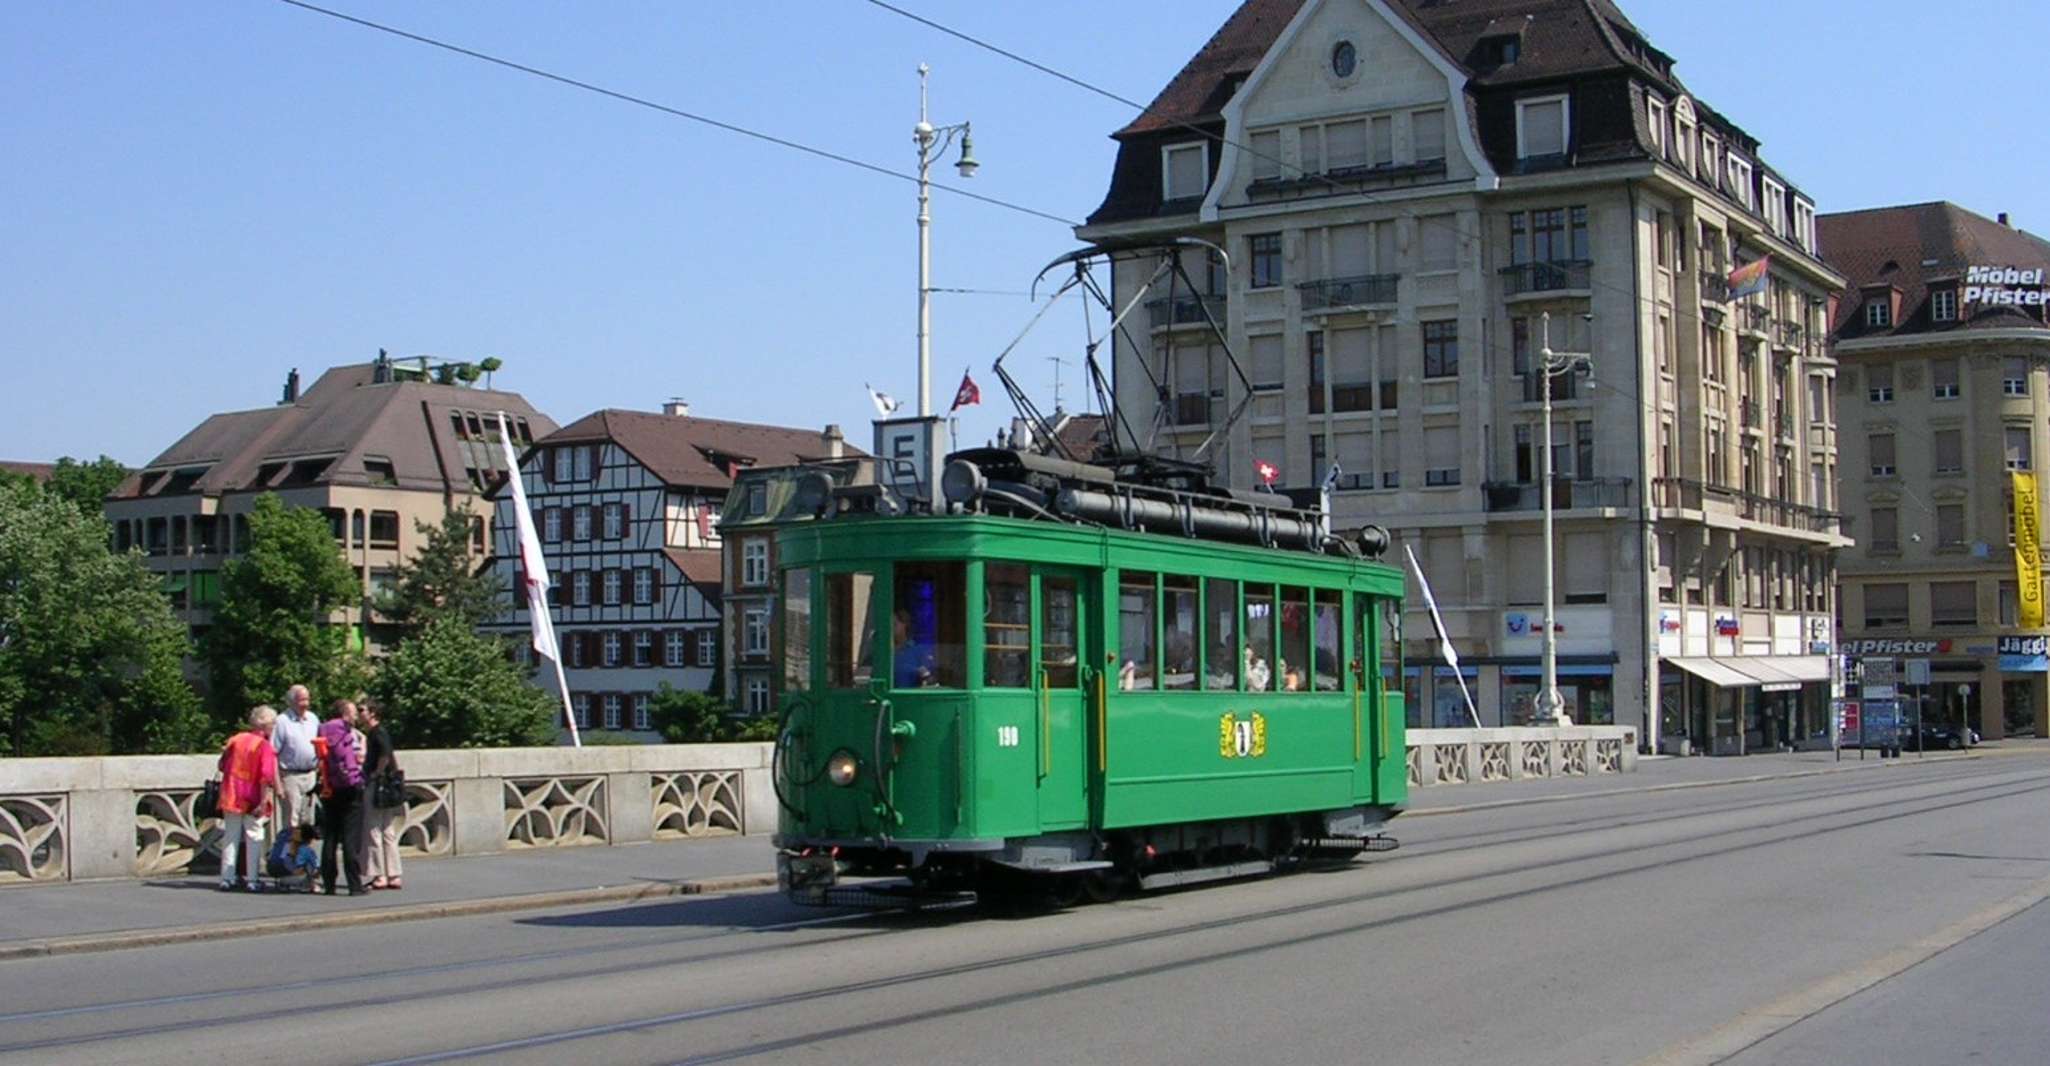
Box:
left=6, top=762, right=2038, bottom=1060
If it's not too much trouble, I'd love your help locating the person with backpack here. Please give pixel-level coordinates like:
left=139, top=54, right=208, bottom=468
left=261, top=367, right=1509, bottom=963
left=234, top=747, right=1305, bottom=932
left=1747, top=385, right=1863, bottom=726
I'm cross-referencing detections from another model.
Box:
left=216, top=705, right=283, bottom=892
left=361, top=702, right=403, bottom=890
left=315, top=700, right=368, bottom=896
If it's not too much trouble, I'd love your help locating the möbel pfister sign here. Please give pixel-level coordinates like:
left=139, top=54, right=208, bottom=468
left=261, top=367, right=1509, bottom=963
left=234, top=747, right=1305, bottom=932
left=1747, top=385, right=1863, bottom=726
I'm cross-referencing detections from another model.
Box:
left=1964, top=265, right=2049, bottom=307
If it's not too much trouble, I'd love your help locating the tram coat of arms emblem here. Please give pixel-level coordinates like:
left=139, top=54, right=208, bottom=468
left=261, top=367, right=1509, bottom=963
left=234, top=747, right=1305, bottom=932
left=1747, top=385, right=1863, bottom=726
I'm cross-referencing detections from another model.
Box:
left=1218, top=712, right=1267, bottom=759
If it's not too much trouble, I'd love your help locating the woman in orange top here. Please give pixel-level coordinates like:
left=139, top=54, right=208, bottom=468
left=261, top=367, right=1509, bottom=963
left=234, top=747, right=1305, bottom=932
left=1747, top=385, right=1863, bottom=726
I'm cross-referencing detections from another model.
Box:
left=217, top=705, right=283, bottom=891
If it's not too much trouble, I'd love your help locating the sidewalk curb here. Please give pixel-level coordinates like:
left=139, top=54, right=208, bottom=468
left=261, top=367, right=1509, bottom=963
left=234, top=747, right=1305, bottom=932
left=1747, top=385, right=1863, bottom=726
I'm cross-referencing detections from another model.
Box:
left=0, top=872, right=779, bottom=962
left=1405, top=749, right=1994, bottom=819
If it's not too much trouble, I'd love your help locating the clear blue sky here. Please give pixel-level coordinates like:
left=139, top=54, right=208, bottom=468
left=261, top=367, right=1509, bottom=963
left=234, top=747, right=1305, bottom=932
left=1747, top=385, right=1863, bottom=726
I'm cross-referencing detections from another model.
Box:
left=4, top=1, right=2043, bottom=466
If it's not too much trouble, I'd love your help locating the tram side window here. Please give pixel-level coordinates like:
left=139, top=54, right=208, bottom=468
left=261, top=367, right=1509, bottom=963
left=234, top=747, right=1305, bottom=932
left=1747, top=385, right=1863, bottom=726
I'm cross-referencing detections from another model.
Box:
left=985, top=564, right=1031, bottom=688
left=1245, top=586, right=1276, bottom=692
left=826, top=572, right=877, bottom=688
left=782, top=569, right=813, bottom=693
left=1162, top=576, right=1198, bottom=690
left=1118, top=572, right=1158, bottom=690
left=1042, top=576, right=1079, bottom=688
left=1280, top=586, right=1311, bottom=692
left=1314, top=589, right=1343, bottom=691
left=1204, top=577, right=1238, bottom=691
left=893, top=562, right=965, bottom=688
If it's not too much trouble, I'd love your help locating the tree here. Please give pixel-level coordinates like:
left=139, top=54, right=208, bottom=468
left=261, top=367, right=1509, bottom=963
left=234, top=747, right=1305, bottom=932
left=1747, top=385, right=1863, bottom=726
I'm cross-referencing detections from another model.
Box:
left=0, top=487, right=204, bottom=755
left=44, top=456, right=130, bottom=516
left=369, top=616, right=557, bottom=748
left=375, top=507, right=501, bottom=630
left=204, top=493, right=366, bottom=718
left=649, top=684, right=776, bottom=743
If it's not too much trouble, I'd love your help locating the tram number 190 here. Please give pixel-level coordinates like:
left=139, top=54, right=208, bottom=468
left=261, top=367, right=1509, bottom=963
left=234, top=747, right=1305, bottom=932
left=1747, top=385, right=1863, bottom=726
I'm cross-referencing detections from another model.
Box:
left=997, top=725, right=1021, bottom=748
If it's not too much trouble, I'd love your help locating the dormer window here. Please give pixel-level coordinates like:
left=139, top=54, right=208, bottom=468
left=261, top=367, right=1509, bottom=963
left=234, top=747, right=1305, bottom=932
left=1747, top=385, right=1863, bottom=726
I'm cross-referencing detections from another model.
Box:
left=1647, top=95, right=1667, bottom=158
left=1673, top=97, right=1696, bottom=171
left=1865, top=298, right=1892, bottom=328
left=1728, top=156, right=1754, bottom=208
left=1162, top=142, right=1208, bottom=202
left=1516, top=94, right=1569, bottom=161
left=1932, top=288, right=1958, bottom=322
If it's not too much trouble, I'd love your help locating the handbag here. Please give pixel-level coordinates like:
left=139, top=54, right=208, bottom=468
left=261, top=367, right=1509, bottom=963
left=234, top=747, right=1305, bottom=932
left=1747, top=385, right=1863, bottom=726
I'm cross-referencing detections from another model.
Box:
left=373, top=767, right=408, bottom=809
left=197, top=778, right=222, bottom=820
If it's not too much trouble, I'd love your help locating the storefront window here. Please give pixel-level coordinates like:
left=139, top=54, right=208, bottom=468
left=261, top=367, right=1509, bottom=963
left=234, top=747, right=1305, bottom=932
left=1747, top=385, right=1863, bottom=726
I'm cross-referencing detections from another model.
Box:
left=1434, top=667, right=1478, bottom=727
left=1403, top=668, right=1424, bottom=728
left=781, top=569, right=812, bottom=693
left=826, top=571, right=875, bottom=689
left=893, top=562, right=964, bottom=688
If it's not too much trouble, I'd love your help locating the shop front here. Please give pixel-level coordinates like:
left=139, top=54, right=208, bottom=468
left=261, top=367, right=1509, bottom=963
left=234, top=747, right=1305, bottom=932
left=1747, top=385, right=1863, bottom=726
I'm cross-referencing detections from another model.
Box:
left=1662, top=654, right=1832, bottom=755
left=1840, top=635, right=2049, bottom=741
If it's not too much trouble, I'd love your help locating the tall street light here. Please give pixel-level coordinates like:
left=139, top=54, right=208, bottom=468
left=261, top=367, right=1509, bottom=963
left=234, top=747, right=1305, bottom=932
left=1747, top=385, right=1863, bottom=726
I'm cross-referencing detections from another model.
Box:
left=913, top=63, right=979, bottom=417
left=1537, top=310, right=1592, bottom=726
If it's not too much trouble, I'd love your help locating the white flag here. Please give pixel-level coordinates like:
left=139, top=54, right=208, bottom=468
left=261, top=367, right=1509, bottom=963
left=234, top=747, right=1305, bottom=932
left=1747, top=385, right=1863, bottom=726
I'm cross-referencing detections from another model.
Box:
left=866, top=383, right=902, bottom=418
left=497, top=414, right=559, bottom=664
left=1403, top=544, right=1458, bottom=670
left=1321, top=461, right=1343, bottom=493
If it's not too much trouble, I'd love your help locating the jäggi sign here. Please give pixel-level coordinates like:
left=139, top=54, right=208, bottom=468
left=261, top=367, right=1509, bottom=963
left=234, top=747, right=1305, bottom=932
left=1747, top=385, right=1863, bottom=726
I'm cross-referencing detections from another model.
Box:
left=1964, top=265, right=2048, bottom=307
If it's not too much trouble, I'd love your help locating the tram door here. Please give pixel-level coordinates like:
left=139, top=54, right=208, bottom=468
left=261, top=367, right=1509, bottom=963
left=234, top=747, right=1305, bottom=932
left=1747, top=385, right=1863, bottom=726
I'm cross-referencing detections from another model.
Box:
left=1036, top=570, right=1090, bottom=829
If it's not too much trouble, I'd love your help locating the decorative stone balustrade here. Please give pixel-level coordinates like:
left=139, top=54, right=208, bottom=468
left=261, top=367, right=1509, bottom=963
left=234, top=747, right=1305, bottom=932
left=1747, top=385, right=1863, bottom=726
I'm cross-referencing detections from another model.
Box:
left=0, top=744, right=771, bottom=884
left=2, top=728, right=1632, bottom=885
left=1404, top=726, right=1638, bottom=789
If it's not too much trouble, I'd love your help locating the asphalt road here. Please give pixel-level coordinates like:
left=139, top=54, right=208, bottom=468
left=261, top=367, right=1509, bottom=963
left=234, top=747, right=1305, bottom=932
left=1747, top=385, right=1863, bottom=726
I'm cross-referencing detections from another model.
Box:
left=3, top=753, right=2046, bottom=1066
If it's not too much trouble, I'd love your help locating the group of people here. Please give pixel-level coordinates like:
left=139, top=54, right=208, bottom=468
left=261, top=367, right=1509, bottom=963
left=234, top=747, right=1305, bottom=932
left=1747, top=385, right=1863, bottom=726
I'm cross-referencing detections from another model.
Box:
left=213, top=684, right=405, bottom=896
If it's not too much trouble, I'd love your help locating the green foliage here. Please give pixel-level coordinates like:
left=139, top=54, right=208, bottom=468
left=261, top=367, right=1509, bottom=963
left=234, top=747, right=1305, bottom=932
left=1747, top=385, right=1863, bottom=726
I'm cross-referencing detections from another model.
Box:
left=477, top=356, right=503, bottom=373
left=45, top=455, right=130, bottom=515
left=0, top=488, right=202, bottom=755
left=369, top=617, right=557, bottom=748
left=204, top=494, right=366, bottom=719
left=649, top=683, right=765, bottom=743
left=375, top=507, right=501, bottom=630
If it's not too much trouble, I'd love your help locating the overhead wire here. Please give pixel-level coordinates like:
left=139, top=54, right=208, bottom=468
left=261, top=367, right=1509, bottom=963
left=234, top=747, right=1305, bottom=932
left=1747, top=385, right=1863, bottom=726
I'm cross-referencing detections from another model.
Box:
left=270, top=0, right=1079, bottom=227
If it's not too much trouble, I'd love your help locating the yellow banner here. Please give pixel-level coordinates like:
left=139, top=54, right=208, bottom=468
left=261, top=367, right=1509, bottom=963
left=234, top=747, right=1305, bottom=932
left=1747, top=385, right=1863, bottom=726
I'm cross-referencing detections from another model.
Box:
left=2015, top=471, right=2043, bottom=629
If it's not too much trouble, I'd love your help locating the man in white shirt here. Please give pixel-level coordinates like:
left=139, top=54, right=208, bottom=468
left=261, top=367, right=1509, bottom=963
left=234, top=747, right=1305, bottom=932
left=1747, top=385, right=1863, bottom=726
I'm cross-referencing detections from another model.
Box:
left=272, top=684, right=323, bottom=833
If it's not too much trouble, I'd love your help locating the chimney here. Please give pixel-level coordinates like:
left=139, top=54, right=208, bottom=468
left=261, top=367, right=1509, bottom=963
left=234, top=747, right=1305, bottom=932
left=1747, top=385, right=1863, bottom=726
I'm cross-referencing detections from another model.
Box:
left=821, top=423, right=845, bottom=459
left=2000, top=212, right=2012, bottom=227
left=662, top=398, right=690, bottom=417
left=281, top=367, right=301, bottom=405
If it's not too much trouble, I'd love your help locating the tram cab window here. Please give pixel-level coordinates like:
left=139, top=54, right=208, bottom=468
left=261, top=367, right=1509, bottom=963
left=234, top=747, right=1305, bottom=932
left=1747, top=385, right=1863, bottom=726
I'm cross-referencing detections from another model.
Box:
left=1314, top=589, right=1343, bottom=691
left=1162, top=576, right=1198, bottom=690
left=782, top=569, right=813, bottom=693
left=1204, top=578, right=1239, bottom=691
left=984, top=564, right=1031, bottom=688
left=1280, top=587, right=1311, bottom=692
left=893, top=562, right=965, bottom=688
left=1118, top=572, right=1158, bottom=691
left=826, top=571, right=876, bottom=688
left=1041, top=576, right=1079, bottom=687
left=1377, top=597, right=1402, bottom=691
left=1245, top=588, right=1276, bottom=692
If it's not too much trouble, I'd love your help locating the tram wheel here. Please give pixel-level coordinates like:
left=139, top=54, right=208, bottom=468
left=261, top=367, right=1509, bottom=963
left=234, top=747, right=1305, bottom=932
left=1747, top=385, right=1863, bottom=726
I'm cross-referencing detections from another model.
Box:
left=1082, top=869, right=1125, bottom=904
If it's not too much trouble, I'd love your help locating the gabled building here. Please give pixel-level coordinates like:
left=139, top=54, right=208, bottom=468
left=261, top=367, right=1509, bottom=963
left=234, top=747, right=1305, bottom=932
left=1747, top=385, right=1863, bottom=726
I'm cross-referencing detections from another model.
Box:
left=484, top=402, right=857, bottom=737
left=1077, top=0, right=1848, bottom=752
left=1823, top=201, right=2050, bottom=741
left=105, top=357, right=556, bottom=653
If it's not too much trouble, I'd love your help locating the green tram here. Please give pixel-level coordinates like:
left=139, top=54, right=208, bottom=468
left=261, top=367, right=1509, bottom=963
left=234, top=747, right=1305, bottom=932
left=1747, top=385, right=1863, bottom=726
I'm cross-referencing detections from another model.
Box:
left=774, top=448, right=1407, bottom=905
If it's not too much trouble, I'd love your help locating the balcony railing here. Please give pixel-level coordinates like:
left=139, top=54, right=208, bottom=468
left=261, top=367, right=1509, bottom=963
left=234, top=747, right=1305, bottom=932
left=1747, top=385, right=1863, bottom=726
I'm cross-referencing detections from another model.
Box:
left=1740, top=399, right=1760, bottom=429
left=1739, top=304, right=1772, bottom=335
left=1651, top=477, right=1844, bottom=533
left=1500, top=259, right=1592, bottom=297
left=1171, top=391, right=1213, bottom=426
left=1146, top=293, right=1226, bottom=330
left=1298, top=273, right=1400, bottom=311
left=1483, top=477, right=1633, bottom=512
left=1700, top=271, right=1730, bottom=304
left=1776, top=320, right=1806, bottom=349
left=1774, top=410, right=1794, bottom=439
left=1520, top=371, right=1581, bottom=403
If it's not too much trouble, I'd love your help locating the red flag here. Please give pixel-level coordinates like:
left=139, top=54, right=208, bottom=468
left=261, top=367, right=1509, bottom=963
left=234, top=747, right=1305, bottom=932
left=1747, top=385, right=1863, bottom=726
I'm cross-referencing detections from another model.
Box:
left=695, top=505, right=714, bottom=542
left=950, top=369, right=981, bottom=412
left=1255, top=460, right=1280, bottom=485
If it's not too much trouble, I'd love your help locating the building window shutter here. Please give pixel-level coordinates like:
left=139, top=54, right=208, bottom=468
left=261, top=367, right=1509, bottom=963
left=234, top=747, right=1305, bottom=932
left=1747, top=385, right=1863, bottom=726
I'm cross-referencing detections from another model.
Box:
left=621, top=501, right=633, bottom=541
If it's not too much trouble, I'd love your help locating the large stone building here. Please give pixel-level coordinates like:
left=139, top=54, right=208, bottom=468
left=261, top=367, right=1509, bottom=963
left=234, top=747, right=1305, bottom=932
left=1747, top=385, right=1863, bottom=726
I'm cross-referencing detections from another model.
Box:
left=484, top=403, right=854, bottom=737
left=1075, top=0, right=1847, bottom=752
left=1823, top=201, right=2050, bottom=741
left=105, top=357, right=556, bottom=654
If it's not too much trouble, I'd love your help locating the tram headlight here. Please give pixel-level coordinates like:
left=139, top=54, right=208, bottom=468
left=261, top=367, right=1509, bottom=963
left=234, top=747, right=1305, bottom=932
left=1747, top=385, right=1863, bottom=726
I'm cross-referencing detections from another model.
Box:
left=826, top=749, right=860, bottom=788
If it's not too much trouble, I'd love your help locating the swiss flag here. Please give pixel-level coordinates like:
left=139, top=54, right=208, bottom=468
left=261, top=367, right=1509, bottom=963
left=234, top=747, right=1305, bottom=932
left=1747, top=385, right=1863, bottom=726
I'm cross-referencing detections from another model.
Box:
left=950, top=369, right=981, bottom=412
left=1255, top=460, right=1280, bottom=485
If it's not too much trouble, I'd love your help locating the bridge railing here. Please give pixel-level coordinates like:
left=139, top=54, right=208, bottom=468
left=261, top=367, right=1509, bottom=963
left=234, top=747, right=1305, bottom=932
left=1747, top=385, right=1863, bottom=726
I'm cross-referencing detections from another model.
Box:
left=1404, top=726, right=1638, bottom=788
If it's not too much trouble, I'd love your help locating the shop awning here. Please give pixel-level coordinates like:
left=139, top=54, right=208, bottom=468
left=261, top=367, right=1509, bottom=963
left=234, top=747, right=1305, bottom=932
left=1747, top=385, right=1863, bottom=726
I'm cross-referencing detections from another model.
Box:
left=1666, top=657, right=1759, bottom=688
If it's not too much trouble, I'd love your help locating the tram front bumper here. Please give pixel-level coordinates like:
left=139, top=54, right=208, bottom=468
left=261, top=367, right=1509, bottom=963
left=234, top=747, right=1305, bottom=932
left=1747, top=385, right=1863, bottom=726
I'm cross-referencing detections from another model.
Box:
left=777, top=850, right=839, bottom=904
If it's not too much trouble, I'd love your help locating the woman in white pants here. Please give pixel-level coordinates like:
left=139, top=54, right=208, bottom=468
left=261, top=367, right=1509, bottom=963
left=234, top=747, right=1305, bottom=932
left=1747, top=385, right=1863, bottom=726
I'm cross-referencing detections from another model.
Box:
left=216, top=705, right=282, bottom=890
left=360, top=702, right=403, bottom=889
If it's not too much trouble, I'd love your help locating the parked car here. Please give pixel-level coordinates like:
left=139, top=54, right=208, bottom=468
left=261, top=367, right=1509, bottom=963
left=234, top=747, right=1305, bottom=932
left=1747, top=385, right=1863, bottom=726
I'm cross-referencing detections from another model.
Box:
left=1912, top=724, right=1980, bottom=750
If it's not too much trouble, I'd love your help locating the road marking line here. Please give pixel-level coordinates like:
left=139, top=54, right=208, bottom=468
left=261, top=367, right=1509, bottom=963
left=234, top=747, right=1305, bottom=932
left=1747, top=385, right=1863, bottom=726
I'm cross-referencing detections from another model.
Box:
left=1637, top=872, right=2050, bottom=1066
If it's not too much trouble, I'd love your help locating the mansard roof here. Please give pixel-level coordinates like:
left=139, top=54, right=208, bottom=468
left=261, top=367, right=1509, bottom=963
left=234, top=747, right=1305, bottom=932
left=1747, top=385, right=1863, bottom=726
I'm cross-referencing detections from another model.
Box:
left=1821, top=202, right=2050, bottom=342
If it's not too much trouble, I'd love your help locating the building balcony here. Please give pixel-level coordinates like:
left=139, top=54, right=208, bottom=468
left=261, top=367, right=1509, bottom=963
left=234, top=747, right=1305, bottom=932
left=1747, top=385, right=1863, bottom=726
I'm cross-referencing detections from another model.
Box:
left=1483, top=477, right=1632, bottom=512
left=1651, top=477, right=1843, bottom=534
left=1171, top=391, right=1213, bottom=427
left=1700, top=271, right=1731, bottom=304
left=1740, top=399, right=1760, bottom=429
left=1500, top=260, right=1592, bottom=298
left=1775, top=320, right=1806, bottom=351
left=1519, top=371, right=1581, bottom=403
left=1146, top=293, right=1226, bottom=331
left=1739, top=304, right=1773, bottom=338
left=1298, top=273, right=1399, bottom=312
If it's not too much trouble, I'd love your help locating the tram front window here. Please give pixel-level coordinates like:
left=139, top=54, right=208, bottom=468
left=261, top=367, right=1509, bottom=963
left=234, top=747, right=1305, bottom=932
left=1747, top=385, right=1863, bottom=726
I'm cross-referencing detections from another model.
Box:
left=893, top=561, right=964, bottom=688
left=826, top=571, right=876, bottom=688
left=783, top=569, right=812, bottom=692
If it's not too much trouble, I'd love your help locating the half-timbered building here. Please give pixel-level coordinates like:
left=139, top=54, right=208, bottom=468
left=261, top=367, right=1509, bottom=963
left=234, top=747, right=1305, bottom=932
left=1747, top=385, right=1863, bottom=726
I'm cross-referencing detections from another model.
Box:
left=485, top=401, right=855, bottom=738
